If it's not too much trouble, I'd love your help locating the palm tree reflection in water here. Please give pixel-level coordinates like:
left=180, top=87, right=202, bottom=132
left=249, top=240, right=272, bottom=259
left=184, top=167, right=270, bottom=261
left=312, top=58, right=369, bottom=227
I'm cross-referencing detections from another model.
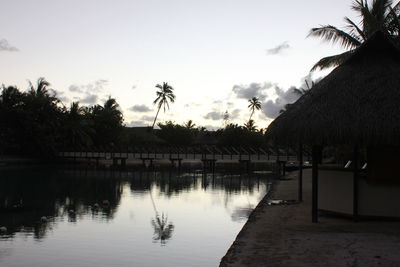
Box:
left=149, top=188, right=174, bottom=245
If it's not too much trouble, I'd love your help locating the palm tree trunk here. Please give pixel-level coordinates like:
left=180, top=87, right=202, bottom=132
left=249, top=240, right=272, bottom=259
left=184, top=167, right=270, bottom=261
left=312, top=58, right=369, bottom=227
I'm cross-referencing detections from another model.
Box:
left=249, top=110, right=254, bottom=121
left=152, top=106, right=161, bottom=129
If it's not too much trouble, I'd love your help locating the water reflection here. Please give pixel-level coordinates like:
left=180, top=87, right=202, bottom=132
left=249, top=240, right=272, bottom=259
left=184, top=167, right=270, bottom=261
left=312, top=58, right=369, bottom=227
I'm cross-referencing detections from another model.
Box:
left=0, top=166, right=273, bottom=241
left=149, top=187, right=174, bottom=245
left=0, top=167, right=123, bottom=239
left=151, top=213, right=174, bottom=245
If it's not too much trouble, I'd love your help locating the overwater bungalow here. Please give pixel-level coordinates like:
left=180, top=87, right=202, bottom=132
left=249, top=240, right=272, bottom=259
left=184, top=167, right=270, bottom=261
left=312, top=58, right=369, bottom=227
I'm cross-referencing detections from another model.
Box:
left=266, top=31, right=400, bottom=221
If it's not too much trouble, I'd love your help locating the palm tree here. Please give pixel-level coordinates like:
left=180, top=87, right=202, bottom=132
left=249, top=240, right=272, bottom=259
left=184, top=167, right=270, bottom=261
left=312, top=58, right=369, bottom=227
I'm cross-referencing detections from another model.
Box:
left=279, top=81, right=315, bottom=114
left=293, top=80, right=314, bottom=96
left=152, top=82, right=175, bottom=129
left=24, top=78, right=62, bottom=155
left=248, top=97, right=261, bottom=121
left=28, top=77, right=51, bottom=98
left=103, top=97, right=123, bottom=123
left=66, top=102, right=94, bottom=146
left=184, top=120, right=196, bottom=129
left=309, top=0, right=400, bottom=71
left=89, top=97, right=123, bottom=146
left=244, top=119, right=257, bottom=132
left=223, top=110, right=230, bottom=127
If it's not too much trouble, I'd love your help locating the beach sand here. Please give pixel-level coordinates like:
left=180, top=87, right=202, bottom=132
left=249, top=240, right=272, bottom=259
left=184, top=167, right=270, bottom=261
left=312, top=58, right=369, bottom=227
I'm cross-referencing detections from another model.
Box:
left=220, top=169, right=400, bottom=267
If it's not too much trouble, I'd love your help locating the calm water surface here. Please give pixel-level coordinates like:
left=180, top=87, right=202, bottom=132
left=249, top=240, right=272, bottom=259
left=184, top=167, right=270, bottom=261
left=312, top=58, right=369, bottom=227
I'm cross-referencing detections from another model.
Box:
left=0, top=166, right=273, bottom=267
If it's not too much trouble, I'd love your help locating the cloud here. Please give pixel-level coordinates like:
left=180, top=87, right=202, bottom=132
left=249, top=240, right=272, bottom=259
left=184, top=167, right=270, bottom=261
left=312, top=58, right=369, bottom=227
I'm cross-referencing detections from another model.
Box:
left=0, top=39, right=19, bottom=52
left=53, top=90, right=70, bottom=103
left=127, top=120, right=148, bottom=127
left=130, top=104, right=152, bottom=112
left=140, top=115, right=154, bottom=122
left=203, top=125, right=220, bottom=131
left=68, top=79, right=109, bottom=105
left=88, top=79, right=108, bottom=92
left=80, top=94, right=98, bottom=105
left=232, top=82, right=274, bottom=101
left=230, top=109, right=241, bottom=120
left=204, top=111, right=223, bottom=121
left=68, top=85, right=84, bottom=93
left=299, top=73, right=323, bottom=90
left=266, top=41, right=290, bottom=55
left=261, top=86, right=300, bottom=119
left=184, top=102, right=202, bottom=108
left=69, top=79, right=108, bottom=94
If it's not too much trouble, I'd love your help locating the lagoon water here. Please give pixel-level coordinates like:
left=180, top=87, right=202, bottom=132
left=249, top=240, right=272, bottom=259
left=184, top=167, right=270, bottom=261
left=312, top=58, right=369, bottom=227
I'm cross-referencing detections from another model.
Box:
left=0, top=166, right=273, bottom=267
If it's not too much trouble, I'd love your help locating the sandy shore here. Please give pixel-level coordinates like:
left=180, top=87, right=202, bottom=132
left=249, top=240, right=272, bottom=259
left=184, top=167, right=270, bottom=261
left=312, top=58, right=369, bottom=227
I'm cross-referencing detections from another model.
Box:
left=220, top=169, right=400, bottom=267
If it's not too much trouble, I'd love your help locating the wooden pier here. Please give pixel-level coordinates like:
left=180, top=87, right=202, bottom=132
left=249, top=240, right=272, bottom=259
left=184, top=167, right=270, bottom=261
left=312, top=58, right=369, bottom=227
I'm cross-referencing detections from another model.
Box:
left=58, top=146, right=309, bottom=171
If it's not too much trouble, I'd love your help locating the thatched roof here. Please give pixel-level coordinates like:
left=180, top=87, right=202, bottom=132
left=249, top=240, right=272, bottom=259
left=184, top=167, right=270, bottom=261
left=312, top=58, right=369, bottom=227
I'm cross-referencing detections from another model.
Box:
left=266, top=31, right=400, bottom=146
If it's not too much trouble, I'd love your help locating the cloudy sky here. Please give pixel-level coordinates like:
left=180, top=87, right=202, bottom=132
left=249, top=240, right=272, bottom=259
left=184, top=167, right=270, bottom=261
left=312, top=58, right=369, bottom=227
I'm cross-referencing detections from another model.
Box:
left=1, top=0, right=356, bottom=129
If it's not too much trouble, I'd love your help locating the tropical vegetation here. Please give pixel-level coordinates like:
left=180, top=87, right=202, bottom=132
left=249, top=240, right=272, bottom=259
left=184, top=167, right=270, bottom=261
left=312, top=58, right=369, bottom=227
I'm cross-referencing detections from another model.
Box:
left=0, top=78, right=270, bottom=158
left=0, top=78, right=123, bottom=157
left=309, top=0, right=400, bottom=71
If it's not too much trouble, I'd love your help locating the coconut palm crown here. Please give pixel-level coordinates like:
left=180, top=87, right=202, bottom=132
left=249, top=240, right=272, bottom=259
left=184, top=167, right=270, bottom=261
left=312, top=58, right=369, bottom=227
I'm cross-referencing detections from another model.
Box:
left=248, top=97, right=262, bottom=121
left=151, top=82, right=175, bottom=129
left=309, top=0, right=400, bottom=71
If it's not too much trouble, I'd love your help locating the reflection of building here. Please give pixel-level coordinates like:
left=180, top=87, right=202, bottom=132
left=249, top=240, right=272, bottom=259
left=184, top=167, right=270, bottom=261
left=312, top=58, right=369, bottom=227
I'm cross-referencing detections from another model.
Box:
left=267, top=32, right=400, bottom=221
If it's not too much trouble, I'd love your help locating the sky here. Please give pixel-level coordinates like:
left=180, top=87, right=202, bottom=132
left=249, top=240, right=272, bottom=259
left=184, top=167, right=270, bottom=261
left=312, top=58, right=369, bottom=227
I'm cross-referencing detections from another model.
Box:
left=0, top=0, right=358, bottom=129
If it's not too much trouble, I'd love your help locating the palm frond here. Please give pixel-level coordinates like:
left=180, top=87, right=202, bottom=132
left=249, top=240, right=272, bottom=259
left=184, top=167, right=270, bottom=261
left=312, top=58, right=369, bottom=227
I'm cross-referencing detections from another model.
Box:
left=386, top=5, right=400, bottom=34
left=167, top=94, right=175, bottom=103
left=310, top=50, right=353, bottom=71
left=153, top=95, right=162, bottom=104
left=344, top=17, right=367, bottom=41
left=164, top=100, right=170, bottom=112
left=351, top=0, right=366, bottom=13
left=371, top=0, right=393, bottom=19
left=308, top=25, right=362, bottom=49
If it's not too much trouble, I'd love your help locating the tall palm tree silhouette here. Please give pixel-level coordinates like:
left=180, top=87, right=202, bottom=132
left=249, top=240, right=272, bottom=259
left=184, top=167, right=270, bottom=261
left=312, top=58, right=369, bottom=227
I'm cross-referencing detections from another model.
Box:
left=152, top=82, right=175, bottom=129
left=248, top=97, right=261, bottom=121
left=308, top=0, right=400, bottom=71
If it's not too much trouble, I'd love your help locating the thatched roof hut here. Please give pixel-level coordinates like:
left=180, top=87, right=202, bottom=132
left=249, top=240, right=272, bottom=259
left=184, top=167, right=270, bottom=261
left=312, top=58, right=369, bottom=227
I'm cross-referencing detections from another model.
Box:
left=266, top=31, right=400, bottom=222
left=266, top=31, right=400, bottom=146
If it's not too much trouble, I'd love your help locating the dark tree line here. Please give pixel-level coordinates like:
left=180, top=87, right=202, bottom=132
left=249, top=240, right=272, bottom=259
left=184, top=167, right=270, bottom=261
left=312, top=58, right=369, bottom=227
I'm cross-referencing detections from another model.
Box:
left=0, top=78, right=268, bottom=157
left=0, top=78, right=123, bottom=157
left=155, top=121, right=267, bottom=147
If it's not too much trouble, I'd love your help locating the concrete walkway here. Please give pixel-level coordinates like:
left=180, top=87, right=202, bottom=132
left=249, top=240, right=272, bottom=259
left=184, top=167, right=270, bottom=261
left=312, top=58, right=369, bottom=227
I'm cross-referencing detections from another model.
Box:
left=220, top=169, right=400, bottom=267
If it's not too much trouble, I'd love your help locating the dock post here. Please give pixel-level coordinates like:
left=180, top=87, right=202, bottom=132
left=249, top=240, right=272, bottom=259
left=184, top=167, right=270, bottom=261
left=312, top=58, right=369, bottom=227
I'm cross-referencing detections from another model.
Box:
left=353, top=145, right=359, bottom=222
left=298, top=143, right=303, bottom=202
left=312, top=146, right=320, bottom=223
